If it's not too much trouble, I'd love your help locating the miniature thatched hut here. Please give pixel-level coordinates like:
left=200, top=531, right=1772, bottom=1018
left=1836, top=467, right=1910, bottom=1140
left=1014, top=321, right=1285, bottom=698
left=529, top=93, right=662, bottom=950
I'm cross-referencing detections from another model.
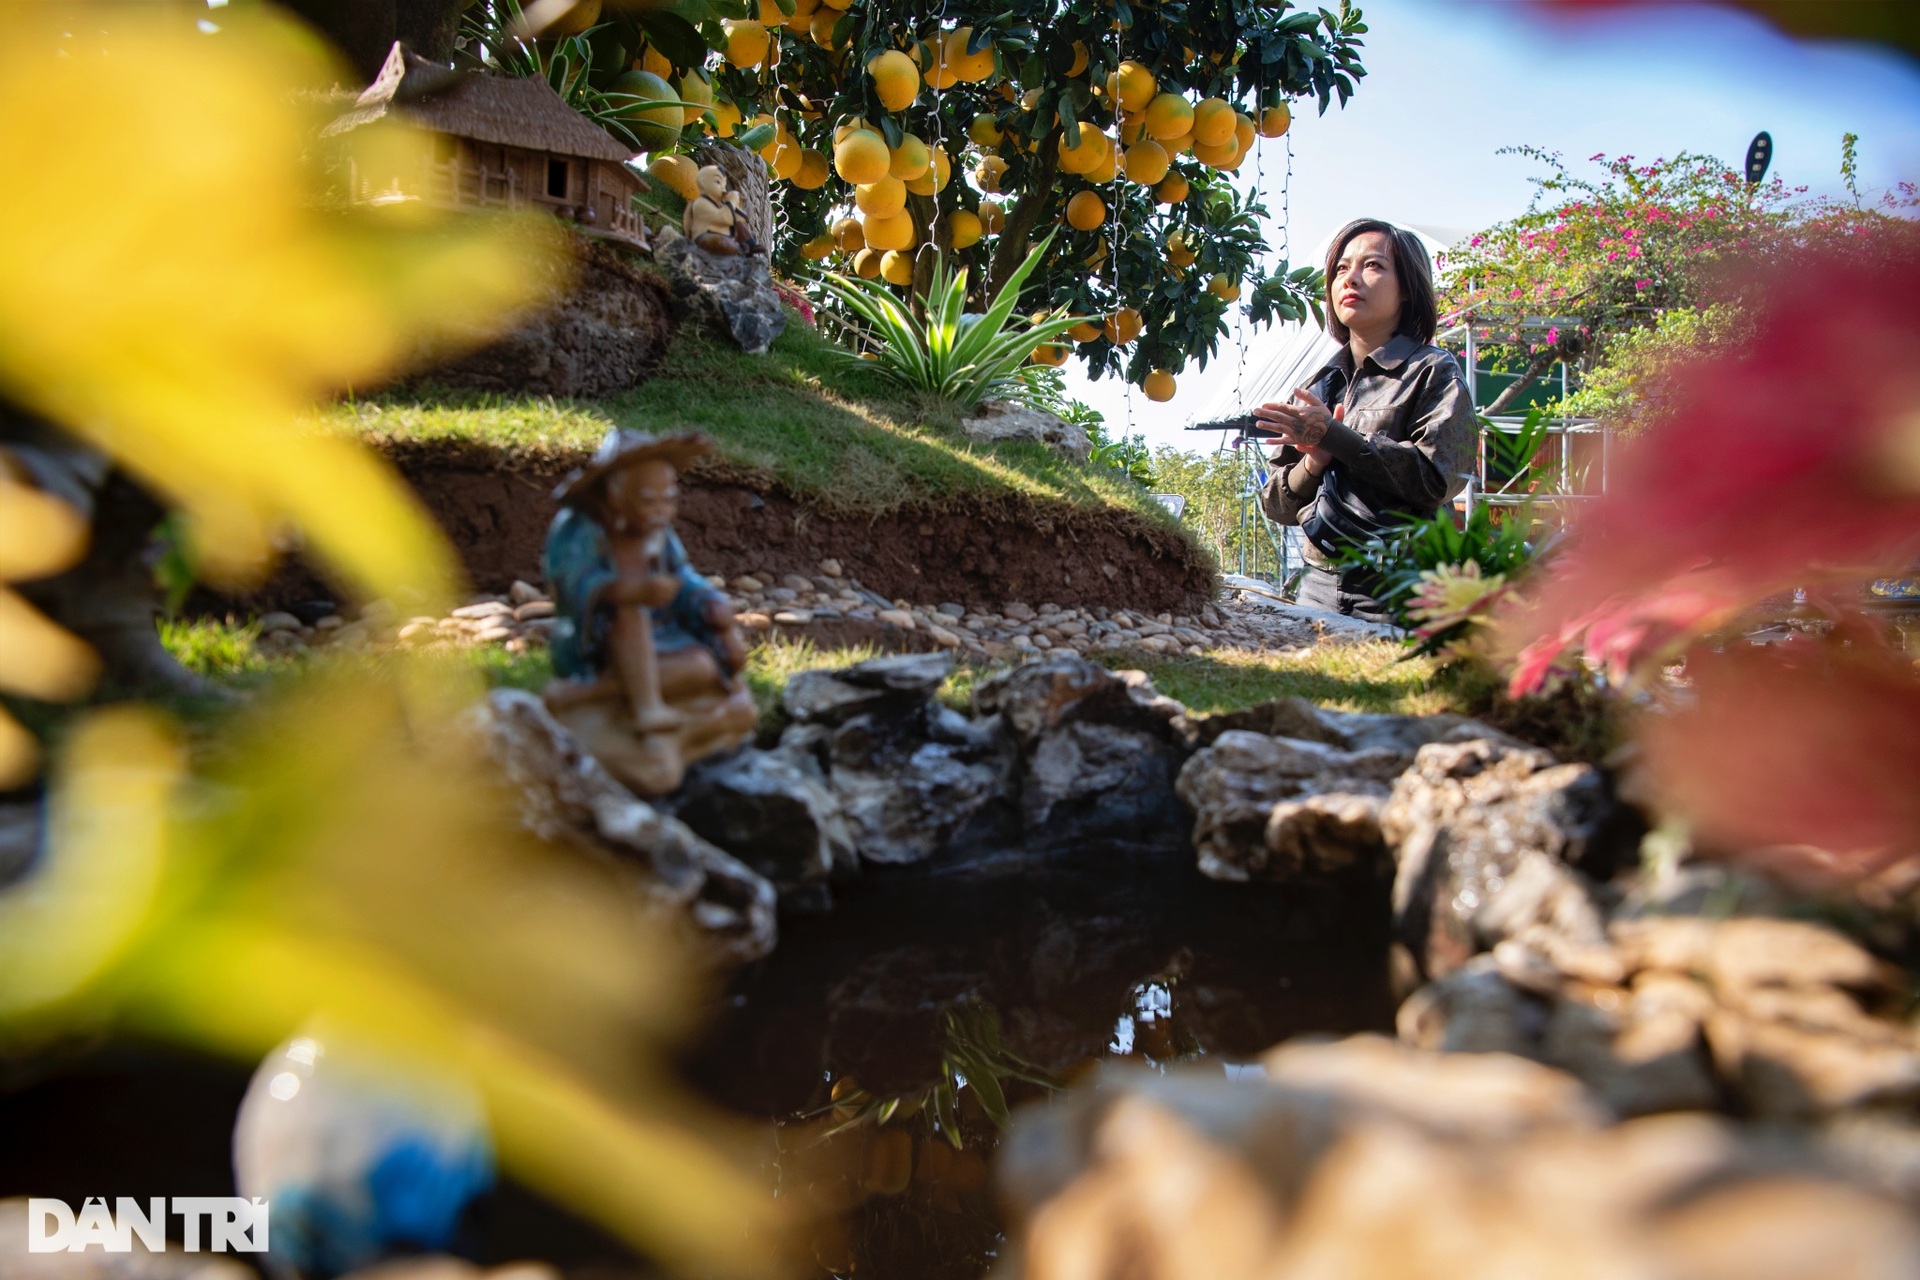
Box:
left=324, top=43, right=648, bottom=248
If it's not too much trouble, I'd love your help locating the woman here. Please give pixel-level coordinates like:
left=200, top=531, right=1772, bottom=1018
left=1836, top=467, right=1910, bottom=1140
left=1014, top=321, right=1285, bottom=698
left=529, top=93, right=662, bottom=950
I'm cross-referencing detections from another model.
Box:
left=1257, top=219, right=1477, bottom=623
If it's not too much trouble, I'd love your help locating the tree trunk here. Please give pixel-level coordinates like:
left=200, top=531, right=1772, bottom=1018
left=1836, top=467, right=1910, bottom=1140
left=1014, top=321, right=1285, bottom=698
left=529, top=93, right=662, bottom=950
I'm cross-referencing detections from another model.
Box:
left=1483, top=336, right=1583, bottom=418
left=277, top=0, right=396, bottom=82
left=986, top=129, right=1060, bottom=305
left=395, top=0, right=469, bottom=60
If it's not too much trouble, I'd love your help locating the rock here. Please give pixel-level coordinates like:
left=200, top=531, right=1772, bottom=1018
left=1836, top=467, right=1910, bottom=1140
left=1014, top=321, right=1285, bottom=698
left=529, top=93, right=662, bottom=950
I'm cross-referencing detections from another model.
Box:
left=936, top=602, right=966, bottom=618
left=1705, top=1007, right=1920, bottom=1118
left=451, top=601, right=513, bottom=620
left=773, top=609, right=813, bottom=625
left=962, top=399, right=1092, bottom=463
left=731, top=575, right=764, bottom=592
left=653, top=229, right=786, bottom=355
left=819, top=558, right=843, bottom=578
left=258, top=610, right=304, bottom=634
left=1175, top=730, right=1405, bottom=883
left=477, top=689, right=776, bottom=963
left=998, top=1035, right=1920, bottom=1280
left=512, top=599, right=554, bottom=621
left=927, top=624, right=962, bottom=649
left=818, top=703, right=1013, bottom=865
left=670, top=744, right=854, bottom=892
left=508, top=579, right=545, bottom=605
left=1385, top=738, right=1622, bottom=985
left=405, top=233, right=675, bottom=398
left=877, top=608, right=917, bottom=630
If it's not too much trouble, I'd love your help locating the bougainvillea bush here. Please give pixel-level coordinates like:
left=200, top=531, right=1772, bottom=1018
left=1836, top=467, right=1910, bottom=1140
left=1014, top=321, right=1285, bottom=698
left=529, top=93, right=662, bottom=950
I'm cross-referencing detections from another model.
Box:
left=1440, top=147, right=1918, bottom=425
left=1496, top=221, right=1920, bottom=879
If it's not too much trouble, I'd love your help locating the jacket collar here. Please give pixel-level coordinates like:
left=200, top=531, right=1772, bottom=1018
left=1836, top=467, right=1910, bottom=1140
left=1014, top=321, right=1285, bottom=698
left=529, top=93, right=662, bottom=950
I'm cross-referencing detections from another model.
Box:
left=1329, top=331, right=1421, bottom=376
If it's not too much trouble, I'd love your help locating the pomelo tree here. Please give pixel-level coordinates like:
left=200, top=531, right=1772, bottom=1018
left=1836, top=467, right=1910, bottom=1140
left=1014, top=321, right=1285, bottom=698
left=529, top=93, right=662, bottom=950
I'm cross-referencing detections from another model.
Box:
left=436, top=1, right=1369, bottom=398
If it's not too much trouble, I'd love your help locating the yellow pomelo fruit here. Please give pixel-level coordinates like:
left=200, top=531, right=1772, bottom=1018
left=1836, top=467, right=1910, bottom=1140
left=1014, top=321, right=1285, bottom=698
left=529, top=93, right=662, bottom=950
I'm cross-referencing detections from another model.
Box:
left=1057, top=126, right=1108, bottom=175
left=853, top=247, right=882, bottom=278
left=633, top=43, right=672, bottom=77
left=1166, top=231, right=1196, bottom=266
left=820, top=0, right=851, bottom=10
left=1155, top=171, right=1190, bottom=204
left=1235, top=113, right=1256, bottom=151
left=541, top=0, right=601, bottom=36
left=1192, top=136, right=1239, bottom=167
left=869, top=50, right=920, bottom=111
left=783, top=0, right=819, bottom=25
left=1143, top=93, right=1192, bottom=140
left=903, top=148, right=951, bottom=195
left=1118, top=117, right=1147, bottom=147
left=968, top=113, right=1002, bottom=147
left=801, top=231, right=836, bottom=260
left=1102, top=307, right=1143, bottom=344
left=1142, top=369, right=1176, bottom=402
left=809, top=9, right=842, bottom=47
left=708, top=99, right=743, bottom=139
left=648, top=153, right=700, bottom=200
left=771, top=133, right=804, bottom=180
left=889, top=134, right=931, bottom=180
left=978, top=200, right=1006, bottom=233
left=1123, top=139, right=1169, bottom=184
left=1030, top=343, right=1069, bottom=367
left=1191, top=97, right=1235, bottom=147
left=1066, top=189, right=1106, bottom=230
left=794, top=148, right=831, bottom=189
left=1084, top=239, right=1107, bottom=266
left=947, top=209, right=983, bottom=248
left=1086, top=146, right=1119, bottom=183
left=1066, top=41, right=1090, bottom=76
left=675, top=71, right=713, bottom=126
left=863, top=211, right=915, bottom=251
left=880, top=249, right=916, bottom=286
left=723, top=20, right=770, bottom=68
left=609, top=70, right=683, bottom=152
left=854, top=175, right=907, bottom=217
left=834, top=129, right=891, bottom=184
left=1067, top=320, right=1101, bottom=343
left=1109, top=60, right=1156, bottom=112
left=832, top=216, right=866, bottom=253
left=1208, top=273, right=1240, bottom=301
left=974, top=154, right=1009, bottom=190
left=946, top=28, right=995, bottom=82
left=1164, top=130, right=1194, bottom=156
left=1260, top=103, right=1292, bottom=138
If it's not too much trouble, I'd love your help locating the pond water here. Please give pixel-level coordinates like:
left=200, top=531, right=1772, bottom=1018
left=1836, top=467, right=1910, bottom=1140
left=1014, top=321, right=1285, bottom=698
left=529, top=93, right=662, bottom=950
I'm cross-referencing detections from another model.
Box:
left=686, top=839, right=1397, bottom=1279
left=0, top=841, right=1393, bottom=1280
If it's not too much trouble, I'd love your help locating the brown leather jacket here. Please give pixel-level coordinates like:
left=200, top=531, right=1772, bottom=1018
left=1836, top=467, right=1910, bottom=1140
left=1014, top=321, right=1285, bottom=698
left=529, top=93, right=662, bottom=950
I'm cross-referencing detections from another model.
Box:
left=1259, top=333, right=1478, bottom=562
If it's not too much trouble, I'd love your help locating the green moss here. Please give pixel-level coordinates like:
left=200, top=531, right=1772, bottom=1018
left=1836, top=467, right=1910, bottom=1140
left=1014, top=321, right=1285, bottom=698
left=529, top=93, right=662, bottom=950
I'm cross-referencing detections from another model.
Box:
left=335, top=322, right=1182, bottom=527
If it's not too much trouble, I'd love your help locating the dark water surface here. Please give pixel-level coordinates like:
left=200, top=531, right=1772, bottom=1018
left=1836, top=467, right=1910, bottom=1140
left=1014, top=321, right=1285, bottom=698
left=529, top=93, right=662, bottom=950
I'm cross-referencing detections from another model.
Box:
left=686, top=839, right=1397, bottom=1279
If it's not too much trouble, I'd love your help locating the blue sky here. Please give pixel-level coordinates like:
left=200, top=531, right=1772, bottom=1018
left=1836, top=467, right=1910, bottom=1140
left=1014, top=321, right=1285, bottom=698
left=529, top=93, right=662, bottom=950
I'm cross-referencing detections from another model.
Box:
left=1066, top=0, right=1920, bottom=450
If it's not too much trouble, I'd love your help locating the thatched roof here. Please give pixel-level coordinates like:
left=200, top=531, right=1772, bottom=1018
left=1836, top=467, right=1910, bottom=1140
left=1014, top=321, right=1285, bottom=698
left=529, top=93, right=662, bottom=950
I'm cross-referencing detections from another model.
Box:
left=324, top=42, right=633, bottom=164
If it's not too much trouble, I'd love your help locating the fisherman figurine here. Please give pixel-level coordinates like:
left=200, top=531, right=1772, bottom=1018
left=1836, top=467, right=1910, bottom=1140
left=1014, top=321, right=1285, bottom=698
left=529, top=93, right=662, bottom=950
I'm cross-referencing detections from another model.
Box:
left=542, top=429, right=755, bottom=795
left=681, top=164, right=761, bottom=257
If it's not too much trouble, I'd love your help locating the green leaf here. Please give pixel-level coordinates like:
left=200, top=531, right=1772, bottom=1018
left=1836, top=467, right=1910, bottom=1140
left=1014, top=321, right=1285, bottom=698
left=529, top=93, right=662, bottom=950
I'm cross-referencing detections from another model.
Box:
left=735, top=121, right=776, bottom=151
left=638, top=12, right=708, bottom=67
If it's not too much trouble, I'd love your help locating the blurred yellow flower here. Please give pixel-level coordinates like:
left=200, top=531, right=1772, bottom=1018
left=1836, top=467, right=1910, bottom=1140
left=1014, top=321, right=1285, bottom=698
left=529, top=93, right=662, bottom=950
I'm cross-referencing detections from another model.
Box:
left=0, top=467, right=99, bottom=785
left=0, top=4, right=558, bottom=609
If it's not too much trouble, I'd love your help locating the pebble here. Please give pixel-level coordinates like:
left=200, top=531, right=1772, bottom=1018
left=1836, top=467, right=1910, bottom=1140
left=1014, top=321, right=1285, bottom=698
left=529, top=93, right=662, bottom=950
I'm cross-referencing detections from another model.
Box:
left=739, top=612, right=773, bottom=630
left=731, top=575, right=764, bottom=592
left=877, top=609, right=917, bottom=630
left=472, top=622, right=514, bottom=643
left=1011, top=634, right=1037, bottom=650
left=258, top=611, right=303, bottom=635
left=774, top=609, right=814, bottom=625
left=514, top=600, right=556, bottom=622
left=927, top=625, right=962, bottom=649
left=509, top=580, right=545, bottom=605
left=936, top=603, right=966, bottom=618
left=766, top=587, right=799, bottom=603
left=314, top=615, right=344, bottom=632
left=781, top=574, right=815, bottom=593
left=452, top=601, right=513, bottom=620
left=1005, top=602, right=1036, bottom=621
left=818, top=558, right=843, bottom=577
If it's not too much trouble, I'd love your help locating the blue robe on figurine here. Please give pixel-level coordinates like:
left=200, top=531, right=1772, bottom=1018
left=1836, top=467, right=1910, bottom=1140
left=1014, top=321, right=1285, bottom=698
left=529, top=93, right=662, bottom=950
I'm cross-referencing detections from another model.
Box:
left=543, top=505, right=729, bottom=681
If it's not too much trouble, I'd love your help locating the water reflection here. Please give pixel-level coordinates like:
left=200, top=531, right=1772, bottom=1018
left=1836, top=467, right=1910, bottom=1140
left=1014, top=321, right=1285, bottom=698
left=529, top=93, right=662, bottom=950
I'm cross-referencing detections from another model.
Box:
left=690, top=843, right=1395, bottom=1278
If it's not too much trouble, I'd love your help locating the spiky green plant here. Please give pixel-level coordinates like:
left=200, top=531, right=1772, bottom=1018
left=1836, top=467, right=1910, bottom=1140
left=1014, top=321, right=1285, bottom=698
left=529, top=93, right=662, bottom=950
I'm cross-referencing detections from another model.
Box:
left=818, top=234, right=1091, bottom=412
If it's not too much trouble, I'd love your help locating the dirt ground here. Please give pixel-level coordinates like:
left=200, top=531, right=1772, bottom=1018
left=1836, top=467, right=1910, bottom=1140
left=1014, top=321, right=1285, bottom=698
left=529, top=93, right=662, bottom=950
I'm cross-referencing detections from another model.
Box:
left=244, top=439, right=1217, bottom=615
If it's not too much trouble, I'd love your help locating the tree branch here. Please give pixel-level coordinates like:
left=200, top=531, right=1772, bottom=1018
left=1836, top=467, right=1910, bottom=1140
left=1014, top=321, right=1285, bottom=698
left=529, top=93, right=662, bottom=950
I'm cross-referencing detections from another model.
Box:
left=1483, top=336, right=1583, bottom=418
left=986, top=128, right=1060, bottom=305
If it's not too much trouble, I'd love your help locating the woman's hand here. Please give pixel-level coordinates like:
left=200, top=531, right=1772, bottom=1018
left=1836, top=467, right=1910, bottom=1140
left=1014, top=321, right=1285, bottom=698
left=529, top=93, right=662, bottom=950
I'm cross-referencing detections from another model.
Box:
left=1259, top=390, right=1342, bottom=473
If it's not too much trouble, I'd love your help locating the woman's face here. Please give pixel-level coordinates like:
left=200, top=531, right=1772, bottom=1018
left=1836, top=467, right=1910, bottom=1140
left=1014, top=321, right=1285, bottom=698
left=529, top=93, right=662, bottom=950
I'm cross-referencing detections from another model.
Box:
left=1331, top=230, right=1402, bottom=339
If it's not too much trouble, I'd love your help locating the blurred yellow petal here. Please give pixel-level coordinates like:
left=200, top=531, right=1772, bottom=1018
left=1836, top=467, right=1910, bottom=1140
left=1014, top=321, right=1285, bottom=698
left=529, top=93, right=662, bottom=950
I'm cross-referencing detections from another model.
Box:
left=0, top=587, right=99, bottom=701
left=0, top=708, right=178, bottom=1020
left=0, top=6, right=561, bottom=607
left=0, top=708, right=41, bottom=790
left=0, top=469, right=87, bottom=581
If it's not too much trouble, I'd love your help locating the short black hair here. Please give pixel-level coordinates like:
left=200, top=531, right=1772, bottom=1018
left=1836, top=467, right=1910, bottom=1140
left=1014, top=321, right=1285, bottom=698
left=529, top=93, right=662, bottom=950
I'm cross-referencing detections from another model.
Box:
left=1323, top=218, right=1438, bottom=346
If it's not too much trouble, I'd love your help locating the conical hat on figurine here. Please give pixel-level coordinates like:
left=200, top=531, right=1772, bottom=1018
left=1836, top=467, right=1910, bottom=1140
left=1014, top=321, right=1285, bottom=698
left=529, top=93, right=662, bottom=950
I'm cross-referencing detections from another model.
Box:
left=553, top=428, right=713, bottom=506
